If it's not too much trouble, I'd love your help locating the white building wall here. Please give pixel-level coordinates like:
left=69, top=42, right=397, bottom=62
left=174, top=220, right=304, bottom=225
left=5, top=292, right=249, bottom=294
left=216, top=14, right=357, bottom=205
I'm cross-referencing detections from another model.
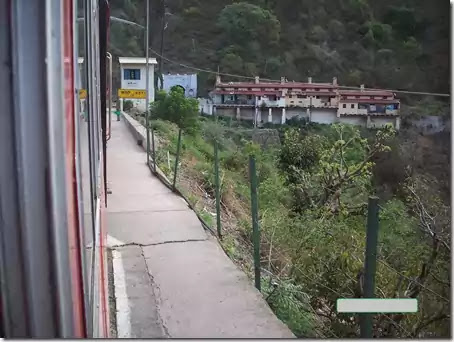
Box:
left=311, top=109, right=338, bottom=124
left=271, top=112, right=282, bottom=124
left=217, top=108, right=236, bottom=118
left=286, top=108, right=307, bottom=120
left=120, top=63, right=156, bottom=111
left=338, top=102, right=359, bottom=115
left=198, top=98, right=213, bottom=115
left=260, top=95, right=285, bottom=107
left=339, top=116, right=366, bottom=127
left=163, top=74, right=197, bottom=97
left=369, top=116, right=395, bottom=128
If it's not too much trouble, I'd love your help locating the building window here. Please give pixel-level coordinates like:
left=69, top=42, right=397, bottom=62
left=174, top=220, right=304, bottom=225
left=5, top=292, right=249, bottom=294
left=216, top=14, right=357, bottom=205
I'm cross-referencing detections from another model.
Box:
left=351, top=104, right=355, bottom=109
left=316, top=96, right=320, bottom=99
left=124, top=69, right=141, bottom=80
left=343, top=104, right=347, bottom=108
left=297, top=95, right=304, bottom=99
left=247, top=95, right=252, bottom=100
left=258, top=96, right=261, bottom=100
left=290, top=101, right=294, bottom=104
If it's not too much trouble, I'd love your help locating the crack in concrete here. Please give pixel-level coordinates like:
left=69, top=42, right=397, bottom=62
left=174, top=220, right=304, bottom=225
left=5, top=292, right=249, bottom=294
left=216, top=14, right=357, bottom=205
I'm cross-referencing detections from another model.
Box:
left=109, top=238, right=207, bottom=249
left=140, top=246, right=170, bottom=338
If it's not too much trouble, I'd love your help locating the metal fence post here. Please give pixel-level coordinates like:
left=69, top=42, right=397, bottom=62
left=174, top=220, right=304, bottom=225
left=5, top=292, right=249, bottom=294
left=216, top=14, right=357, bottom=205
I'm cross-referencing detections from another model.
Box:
left=360, top=196, right=380, bottom=338
left=214, top=139, right=222, bottom=238
left=249, top=155, right=261, bottom=291
left=172, top=128, right=182, bottom=190
left=151, top=127, right=156, bottom=172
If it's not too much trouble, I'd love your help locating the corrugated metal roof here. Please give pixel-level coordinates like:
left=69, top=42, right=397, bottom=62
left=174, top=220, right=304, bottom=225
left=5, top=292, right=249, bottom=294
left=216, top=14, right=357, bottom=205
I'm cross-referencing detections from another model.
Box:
left=212, top=90, right=281, bottom=96
left=340, top=98, right=400, bottom=104
left=339, top=90, right=394, bottom=96
left=118, top=57, right=157, bottom=64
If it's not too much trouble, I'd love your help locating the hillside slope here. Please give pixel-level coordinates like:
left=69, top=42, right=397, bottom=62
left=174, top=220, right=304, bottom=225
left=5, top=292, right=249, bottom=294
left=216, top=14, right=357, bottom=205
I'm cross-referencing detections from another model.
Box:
left=109, top=0, right=449, bottom=96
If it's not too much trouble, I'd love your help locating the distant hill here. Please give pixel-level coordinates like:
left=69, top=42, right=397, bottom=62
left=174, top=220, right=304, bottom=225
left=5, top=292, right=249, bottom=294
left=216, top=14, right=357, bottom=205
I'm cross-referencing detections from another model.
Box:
left=107, top=0, right=449, bottom=97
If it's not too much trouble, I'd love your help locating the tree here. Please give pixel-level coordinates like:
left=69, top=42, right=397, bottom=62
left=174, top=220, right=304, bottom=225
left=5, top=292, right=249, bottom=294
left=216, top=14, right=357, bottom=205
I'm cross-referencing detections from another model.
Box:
left=217, top=3, right=281, bottom=51
left=280, top=124, right=395, bottom=213
left=151, top=86, right=199, bottom=132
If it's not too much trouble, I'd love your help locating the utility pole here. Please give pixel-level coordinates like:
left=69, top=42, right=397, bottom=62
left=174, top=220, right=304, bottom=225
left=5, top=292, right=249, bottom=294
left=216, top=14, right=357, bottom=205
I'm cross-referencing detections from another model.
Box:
left=145, top=0, right=150, bottom=165
left=159, top=0, right=166, bottom=89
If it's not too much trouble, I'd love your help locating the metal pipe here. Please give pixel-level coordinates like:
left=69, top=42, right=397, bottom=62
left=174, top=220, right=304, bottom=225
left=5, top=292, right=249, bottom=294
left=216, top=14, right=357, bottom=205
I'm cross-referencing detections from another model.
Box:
left=106, top=52, right=112, bottom=141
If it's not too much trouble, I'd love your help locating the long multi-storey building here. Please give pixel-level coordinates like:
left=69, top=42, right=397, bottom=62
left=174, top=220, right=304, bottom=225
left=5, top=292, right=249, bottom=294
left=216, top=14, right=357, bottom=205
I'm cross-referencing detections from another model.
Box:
left=209, top=75, right=401, bottom=129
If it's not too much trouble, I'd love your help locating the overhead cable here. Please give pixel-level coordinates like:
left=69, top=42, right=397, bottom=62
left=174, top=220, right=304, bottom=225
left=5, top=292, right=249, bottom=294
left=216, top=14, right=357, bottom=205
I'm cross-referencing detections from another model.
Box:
left=149, top=48, right=450, bottom=97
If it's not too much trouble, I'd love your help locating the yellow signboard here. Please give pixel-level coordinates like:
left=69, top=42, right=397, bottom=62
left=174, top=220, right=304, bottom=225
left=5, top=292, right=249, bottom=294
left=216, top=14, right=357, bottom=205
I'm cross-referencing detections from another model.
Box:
left=79, top=89, right=87, bottom=99
left=118, top=89, right=146, bottom=99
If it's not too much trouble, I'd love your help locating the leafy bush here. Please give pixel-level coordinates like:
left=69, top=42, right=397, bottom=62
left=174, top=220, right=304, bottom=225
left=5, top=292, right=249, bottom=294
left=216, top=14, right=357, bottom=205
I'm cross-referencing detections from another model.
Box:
left=151, top=86, right=200, bottom=133
left=123, top=100, right=133, bottom=111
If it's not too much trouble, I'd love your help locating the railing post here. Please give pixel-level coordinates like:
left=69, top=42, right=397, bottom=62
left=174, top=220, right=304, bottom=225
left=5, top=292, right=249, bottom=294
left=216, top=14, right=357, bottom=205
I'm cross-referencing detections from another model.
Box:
left=151, top=127, right=156, bottom=172
left=172, top=128, right=182, bottom=190
left=360, top=196, right=380, bottom=338
left=214, top=139, right=222, bottom=238
left=248, top=155, right=261, bottom=291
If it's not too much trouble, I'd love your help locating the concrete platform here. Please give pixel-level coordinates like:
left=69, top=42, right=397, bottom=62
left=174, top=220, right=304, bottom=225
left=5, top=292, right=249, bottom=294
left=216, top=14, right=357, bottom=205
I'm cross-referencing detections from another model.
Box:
left=107, top=116, right=294, bottom=338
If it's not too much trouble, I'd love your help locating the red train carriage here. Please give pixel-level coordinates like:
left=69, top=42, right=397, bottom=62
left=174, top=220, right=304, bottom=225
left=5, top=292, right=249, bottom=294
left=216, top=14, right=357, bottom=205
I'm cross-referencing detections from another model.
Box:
left=0, top=0, right=110, bottom=337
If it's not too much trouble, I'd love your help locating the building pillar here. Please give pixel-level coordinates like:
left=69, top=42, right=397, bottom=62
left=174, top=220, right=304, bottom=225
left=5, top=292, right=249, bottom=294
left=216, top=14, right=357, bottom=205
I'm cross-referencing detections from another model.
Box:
left=366, top=115, right=371, bottom=129
left=236, top=107, right=241, bottom=120
left=281, top=108, right=286, bottom=124
left=268, top=108, right=272, bottom=123
left=120, top=98, right=124, bottom=111
left=213, top=106, right=217, bottom=116
left=395, top=116, right=401, bottom=131
left=307, top=108, right=312, bottom=122
left=255, top=107, right=262, bottom=126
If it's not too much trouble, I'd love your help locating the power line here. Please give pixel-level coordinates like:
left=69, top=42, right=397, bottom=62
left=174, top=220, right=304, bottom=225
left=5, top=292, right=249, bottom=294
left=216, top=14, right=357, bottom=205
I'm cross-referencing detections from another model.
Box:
left=149, top=47, right=450, bottom=97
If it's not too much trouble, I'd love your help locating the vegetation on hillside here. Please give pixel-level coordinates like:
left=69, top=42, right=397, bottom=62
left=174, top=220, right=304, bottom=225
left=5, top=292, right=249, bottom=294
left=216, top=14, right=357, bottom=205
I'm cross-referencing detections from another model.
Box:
left=114, top=0, right=450, bottom=337
left=128, top=97, right=450, bottom=337
left=109, top=0, right=449, bottom=98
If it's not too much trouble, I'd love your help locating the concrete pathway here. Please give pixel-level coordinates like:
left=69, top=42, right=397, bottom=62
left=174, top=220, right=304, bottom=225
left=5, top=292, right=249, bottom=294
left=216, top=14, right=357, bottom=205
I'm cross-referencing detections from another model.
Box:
left=106, top=117, right=294, bottom=338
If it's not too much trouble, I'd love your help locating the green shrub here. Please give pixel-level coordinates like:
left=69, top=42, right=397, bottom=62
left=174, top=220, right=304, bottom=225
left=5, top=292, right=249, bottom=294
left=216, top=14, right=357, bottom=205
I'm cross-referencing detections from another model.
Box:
left=123, top=100, right=134, bottom=111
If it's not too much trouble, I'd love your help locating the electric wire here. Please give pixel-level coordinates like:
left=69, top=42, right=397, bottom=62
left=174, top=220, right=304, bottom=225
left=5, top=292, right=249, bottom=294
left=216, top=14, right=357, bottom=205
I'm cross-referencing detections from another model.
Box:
left=149, top=47, right=450, bottom=97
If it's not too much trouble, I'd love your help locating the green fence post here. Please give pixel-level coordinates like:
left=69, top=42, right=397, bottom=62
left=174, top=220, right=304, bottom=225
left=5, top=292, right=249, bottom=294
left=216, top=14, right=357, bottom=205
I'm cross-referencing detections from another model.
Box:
left=214, top=139, right=222, bottom=238
left=172, top=128, right=182, bottom=190
left=360, top=196, right=380, bottom=338
left=248, top=155, right=261, bottom=291
left=151, top=127, right=156, bottom=172
left=146, top=113, right=150, bottom=166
